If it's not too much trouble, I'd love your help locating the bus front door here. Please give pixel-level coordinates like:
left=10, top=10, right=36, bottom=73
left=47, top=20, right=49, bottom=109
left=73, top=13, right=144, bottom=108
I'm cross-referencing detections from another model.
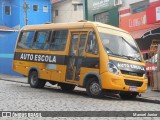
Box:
left=66, top=32, right=87, bottom=82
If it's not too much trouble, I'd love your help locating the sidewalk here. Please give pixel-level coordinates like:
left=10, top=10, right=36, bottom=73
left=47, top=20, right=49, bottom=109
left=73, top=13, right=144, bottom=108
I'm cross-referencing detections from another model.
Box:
left=0, top=73, right=159, bottom=100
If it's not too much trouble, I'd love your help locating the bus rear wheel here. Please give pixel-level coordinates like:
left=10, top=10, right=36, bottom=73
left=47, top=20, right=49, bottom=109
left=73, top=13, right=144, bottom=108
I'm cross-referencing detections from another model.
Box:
left=28, top=71, right=46, bottom=88
left=59, top=83, right=75, bottom=91
left=86, top=78, right=104, bottom=98
left=119, top=92, right=138, bottom=100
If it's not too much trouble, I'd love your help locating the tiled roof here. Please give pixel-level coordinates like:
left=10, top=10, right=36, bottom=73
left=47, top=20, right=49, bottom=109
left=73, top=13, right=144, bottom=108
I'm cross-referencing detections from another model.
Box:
left=51, top=0, right=66, bottom=4
left=0, top=26, right=18, bottom=31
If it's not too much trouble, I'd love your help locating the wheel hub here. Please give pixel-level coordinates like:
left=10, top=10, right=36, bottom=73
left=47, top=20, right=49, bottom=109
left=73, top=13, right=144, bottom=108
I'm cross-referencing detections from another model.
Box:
left=90, top=82, right=101, bottom=95
left=31, top=75, right=37, bottom=85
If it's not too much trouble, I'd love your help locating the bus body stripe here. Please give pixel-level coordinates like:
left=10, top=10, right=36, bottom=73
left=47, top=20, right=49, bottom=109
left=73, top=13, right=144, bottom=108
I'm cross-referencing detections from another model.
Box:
left=14, top=52, right=99, bottom=68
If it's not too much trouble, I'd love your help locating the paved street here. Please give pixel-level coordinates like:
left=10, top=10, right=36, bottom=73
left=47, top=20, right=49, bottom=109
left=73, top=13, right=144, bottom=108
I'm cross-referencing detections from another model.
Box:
left=0, top=74, right=160, bottom=119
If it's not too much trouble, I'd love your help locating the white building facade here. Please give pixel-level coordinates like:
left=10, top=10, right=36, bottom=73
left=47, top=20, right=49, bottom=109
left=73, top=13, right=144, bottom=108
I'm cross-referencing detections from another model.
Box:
left=51, top=0, right=84, bottom=23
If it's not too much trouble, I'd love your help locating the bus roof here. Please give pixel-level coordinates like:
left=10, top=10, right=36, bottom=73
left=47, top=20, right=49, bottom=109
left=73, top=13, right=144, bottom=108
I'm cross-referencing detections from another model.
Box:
left=21, top=21, right=128, bottom=33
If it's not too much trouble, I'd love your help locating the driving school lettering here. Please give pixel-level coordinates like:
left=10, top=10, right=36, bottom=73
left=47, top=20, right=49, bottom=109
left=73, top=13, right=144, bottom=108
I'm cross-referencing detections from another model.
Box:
left=117, top=63, right=145, bottom=71
left=19, top=53, right=56, bottom=63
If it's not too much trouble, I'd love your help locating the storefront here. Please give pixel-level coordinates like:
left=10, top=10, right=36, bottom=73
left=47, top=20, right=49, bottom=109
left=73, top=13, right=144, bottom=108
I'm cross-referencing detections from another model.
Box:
left=120, top=5, right=160, bottom=83
left=84, top=0, right=119, bottom=27
left=120, top=10, right=160, bottom=51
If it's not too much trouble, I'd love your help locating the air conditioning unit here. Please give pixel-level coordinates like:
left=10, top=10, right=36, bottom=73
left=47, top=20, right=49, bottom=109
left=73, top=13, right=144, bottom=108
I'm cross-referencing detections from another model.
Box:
left=114, top=0, right=122, bottom=6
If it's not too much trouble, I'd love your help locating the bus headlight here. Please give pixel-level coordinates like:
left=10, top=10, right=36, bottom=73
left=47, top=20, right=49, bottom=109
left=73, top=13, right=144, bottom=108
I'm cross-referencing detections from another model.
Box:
left=107, top=62, right=119, bottom=75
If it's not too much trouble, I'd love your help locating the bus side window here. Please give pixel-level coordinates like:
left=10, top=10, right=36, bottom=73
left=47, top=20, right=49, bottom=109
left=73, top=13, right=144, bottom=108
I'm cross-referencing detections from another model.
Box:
left=86, top=31, right=98, bottom=54
left=17, top=31, right=34, bottom=49
left=33, top=31, right=51, bottom=50
left=50, top=30, right=68, bottom=51
left=143, top=53, right=149, bottom=60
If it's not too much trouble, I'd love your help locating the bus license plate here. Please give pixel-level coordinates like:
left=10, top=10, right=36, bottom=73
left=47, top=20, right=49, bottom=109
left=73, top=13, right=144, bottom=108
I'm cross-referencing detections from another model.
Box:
left=129, top=86, right=138, bottom=91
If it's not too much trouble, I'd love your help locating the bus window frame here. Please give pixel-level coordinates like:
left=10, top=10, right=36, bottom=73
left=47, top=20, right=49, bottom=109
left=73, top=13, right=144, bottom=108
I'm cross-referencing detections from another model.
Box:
left=17, top=30, right=36, bottom=50
left=85, top=31, right=99, bottom=55
left=49, top=29, right=69, bottom=52
left=32, top=30, right=52, bottom=51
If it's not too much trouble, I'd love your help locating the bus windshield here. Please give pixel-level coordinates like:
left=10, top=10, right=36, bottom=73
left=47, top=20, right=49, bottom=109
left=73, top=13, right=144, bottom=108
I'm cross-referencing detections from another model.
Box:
left=99, top=32, right=142, bottom=62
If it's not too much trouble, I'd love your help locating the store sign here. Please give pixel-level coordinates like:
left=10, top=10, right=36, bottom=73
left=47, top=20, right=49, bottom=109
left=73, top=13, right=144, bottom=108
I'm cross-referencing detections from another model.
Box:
left=146, top=64, right=157, bottom=72
left=146, top=6, right=160, bottom=24
left=157, top=45, right=160, bottom=71
left=120, top=12, right=159, bottom=32
left=87, top=0, right=114, bottom=11
left=92, top=0, right=110, bottom=10
left=129, top=14, right=146, bottom=28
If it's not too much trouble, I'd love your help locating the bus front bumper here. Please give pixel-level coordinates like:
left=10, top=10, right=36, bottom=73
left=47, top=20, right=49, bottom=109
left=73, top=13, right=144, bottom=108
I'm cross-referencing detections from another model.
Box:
left=101, top=72, right=148, bottom=93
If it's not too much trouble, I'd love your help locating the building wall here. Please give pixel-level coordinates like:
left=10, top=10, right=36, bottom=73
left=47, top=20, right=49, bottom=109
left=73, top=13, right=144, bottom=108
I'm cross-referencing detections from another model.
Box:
left=0, top=31, right=21, bottom=75
left=119, top=0, right=160, bottom=17
left=85, top=0, right=119, bottom=27
left=20, top=0, right=51, bottom=27
left=0, top=0, right=51, bottom=76
left=119, top=0, right=160, bottom=51
left=0, top=0, right=51, bottom=29
left=52, top=0, right=83, bottom=23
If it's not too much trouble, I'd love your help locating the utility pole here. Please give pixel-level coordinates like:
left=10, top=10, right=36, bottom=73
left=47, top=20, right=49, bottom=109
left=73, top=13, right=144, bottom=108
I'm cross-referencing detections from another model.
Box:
left=23, top=0, right=27, bottom=25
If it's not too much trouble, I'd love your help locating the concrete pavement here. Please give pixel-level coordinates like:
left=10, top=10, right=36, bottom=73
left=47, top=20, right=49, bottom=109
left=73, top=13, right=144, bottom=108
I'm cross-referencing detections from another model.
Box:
left=0, top=73, right=159, bottom=101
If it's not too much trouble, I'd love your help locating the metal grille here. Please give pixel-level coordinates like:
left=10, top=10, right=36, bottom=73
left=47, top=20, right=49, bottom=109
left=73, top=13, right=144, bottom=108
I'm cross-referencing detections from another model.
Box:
left=121, top=70, right=143, bottom=77
left=124, top=79, right=143, bottom=87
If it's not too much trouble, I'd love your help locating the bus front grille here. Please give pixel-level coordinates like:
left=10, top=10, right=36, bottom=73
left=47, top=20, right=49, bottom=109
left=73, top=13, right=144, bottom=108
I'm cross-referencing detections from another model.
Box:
left=121, top=70, right=143, bottom=77
left=124, top=79, right=143, bottom=87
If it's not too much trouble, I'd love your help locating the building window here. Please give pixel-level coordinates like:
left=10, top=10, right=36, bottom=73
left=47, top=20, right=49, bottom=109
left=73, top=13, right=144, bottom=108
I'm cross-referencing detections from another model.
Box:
left=33, top=5, right=38, bottom=11
left=130, top=0, right=149, bottom=14
left=43, top=6, right=48, bottom=12
left=73, top=4, right=78, bottom=11
left=5, top=6, right=11, bottom=15
left=94, top=12, right=109, bottom=24
left=55, top=10, right=58, bottom=16
left=73, top=4, right=82, bottom=11
left=26, top=4, right=30, bottom=10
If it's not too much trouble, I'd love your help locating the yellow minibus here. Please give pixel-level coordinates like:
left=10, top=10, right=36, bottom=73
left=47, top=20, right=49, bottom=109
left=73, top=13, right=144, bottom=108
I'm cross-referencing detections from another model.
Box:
left=13, top=21, right=148, bottom=99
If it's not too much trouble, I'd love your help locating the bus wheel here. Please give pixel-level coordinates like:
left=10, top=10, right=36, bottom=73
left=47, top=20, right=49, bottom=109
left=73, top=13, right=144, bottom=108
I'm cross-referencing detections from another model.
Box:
left=28, top=71, right=46, bottom=88
left=86, top=78, right=104, bottom=98
left=119, top=92, right=138, bottom=100
left=59, top=83, right=75, bottom=91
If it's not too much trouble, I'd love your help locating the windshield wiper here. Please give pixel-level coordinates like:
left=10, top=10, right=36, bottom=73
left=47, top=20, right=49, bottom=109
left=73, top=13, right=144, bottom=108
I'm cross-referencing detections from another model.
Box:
left=108, top=53, right=141, bottom=62
left=121, top=55, right=141, bottom=62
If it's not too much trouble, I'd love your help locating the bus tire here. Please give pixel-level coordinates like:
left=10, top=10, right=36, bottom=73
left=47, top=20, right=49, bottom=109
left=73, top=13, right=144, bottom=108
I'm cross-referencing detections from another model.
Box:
left=119, top=92, right=138, bottom=100
left=86, top=78, right=104, bottom=98
left=59, top=83, right=75, bottom=91
left=28, top=71, right=46, bottom=88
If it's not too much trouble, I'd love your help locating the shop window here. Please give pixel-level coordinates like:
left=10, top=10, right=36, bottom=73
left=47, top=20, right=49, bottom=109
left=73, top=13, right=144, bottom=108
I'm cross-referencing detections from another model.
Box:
left=33, top=31, right=51, bottom=50
left=130, top=0, right=149, bottom=14
left=33, top=5, right=38, bottom=11
left=50, top=30, right=68, bottom=51
left=5, top=6, right=11, bottom=15
left=86, top=31, right=98, bottom=54
left=94, top=12, right=109, bottom=24
left=17, top=31, right=35, bottom=49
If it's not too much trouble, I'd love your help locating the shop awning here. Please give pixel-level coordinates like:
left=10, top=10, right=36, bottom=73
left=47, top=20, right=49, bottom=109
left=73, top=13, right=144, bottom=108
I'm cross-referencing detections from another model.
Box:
left=142, top=27, right=160, bottom=38
left=129, top=27, right=160, bottom=39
